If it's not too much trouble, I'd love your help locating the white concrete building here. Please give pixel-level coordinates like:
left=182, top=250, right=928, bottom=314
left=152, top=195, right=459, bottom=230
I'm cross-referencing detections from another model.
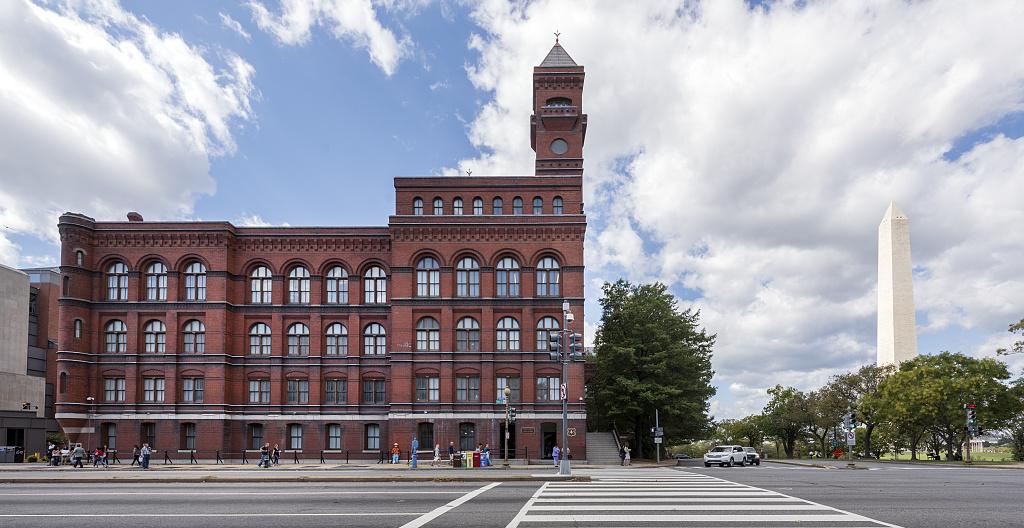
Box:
left=877, top=202, right=918, bottom=366
left=0, top=263, right=47, bottom=456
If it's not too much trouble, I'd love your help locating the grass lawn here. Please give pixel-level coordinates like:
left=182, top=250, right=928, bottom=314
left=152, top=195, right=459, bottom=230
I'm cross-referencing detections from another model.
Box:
left=878, top=449, right=1016, bottom=463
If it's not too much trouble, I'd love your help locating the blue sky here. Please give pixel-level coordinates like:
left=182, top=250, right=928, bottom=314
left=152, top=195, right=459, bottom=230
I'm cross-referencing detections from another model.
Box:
left=2, top=0, right=1023, bottom=419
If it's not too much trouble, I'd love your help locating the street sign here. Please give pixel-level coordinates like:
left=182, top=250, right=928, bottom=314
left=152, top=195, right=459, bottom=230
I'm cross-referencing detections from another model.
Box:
left=846, top=430, right=856, bottom=446
left=654, top=437, right=663, bottom=444
left=567, top=427, right=577, bottom=437
left=560, top=383, right=567, bottom=400
left=654, top=427, right=664, bottom=437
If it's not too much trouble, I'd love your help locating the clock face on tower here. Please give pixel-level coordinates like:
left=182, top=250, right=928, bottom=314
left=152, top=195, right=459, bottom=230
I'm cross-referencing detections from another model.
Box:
left=550, top=138, right=568, bottom=155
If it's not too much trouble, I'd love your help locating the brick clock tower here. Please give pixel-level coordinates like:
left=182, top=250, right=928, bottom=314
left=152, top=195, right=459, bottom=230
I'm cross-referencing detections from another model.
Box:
left=532, top=39, right=587, bottom=176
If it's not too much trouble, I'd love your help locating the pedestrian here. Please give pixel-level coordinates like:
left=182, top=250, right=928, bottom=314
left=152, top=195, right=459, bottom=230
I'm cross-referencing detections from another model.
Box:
left=71, top=444, right=85, bottom=468
left=130, top=445, right=140, bottom=467
left=483, top=443, right=491, bottom=466
left=258, top=443, right=270, bottom=468
left=101, top=445, right=109, bottom=468
left=552, top=445, right=560, bottom=468
left=624, top=445, right=631, bottom=466
left=448, top=442, right=455, bottom=465
left=619, top=445, right=626, bottom=466
left=272, top=444, right=281, bottom=466
left=391, top=442, right=401, bottom=464
left=93, top=446, right=104, bottom=468
left=51, top=446, right=61, bottom=466
left=140, top=443, right=152, bottom=469
left=432, top=444, right=440, bottom=467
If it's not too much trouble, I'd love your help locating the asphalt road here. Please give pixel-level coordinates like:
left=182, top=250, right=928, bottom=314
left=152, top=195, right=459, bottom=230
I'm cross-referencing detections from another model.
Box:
left=1, top=465, right=1021, bottom=527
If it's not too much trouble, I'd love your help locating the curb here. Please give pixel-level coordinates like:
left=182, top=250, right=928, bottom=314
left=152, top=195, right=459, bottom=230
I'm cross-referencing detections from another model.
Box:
left=0, top=475, right=591, bottom=484
left=763, top=460, right=831, bottom=469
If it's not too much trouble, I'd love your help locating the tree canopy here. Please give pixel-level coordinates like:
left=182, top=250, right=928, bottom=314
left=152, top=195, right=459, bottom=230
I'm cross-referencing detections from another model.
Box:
left=586, top=280, right=716, bottom=458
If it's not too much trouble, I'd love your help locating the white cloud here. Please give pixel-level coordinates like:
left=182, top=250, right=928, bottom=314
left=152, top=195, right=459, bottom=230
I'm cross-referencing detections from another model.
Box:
left=247, top=0, right=411, bottom=75
left=0, top=0, right=257, bottom=267
left=235, top=213, right=290, bottom=227
left=457, top=0, right=1024, bottom=417
left=219, top=11, right=252, bottom=41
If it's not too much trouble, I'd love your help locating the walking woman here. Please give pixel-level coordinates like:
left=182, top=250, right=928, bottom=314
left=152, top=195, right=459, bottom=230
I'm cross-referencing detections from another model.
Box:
left=272, top=444, right=281, bottom=466
left=130, top=445, right=140, bottom=467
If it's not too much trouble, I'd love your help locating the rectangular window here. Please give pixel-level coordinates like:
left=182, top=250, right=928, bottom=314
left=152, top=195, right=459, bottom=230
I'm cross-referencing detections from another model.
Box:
left=143, top=377, right=165, bottom=402
left=249, top=424, right=264, bottom=450
left=182, top=423, right=196, bottom=450
left=496, top=376, right=521, bottom=403
left=459, top=422, right=476, bottom=452
left=141, top=422, right=156, bottom=449
left=362, top=380, right=386, bottom=404
left=416, top=376, right=440, bottom=402
left=249, top=379, right=270, bottom=404
left=104, top=423, right=117, bottom=450
left=287, top=379, right=309, bottom=404
left=104, top=377, right=125, bottom=402
left=182, top=377, right=204, bottom=403
left=327, top=424, right=342, bottom=450
left=147, top=273, right=167, bottom=301
left=325, top=379, right=347, bottom=404
left=536, top=376, right=561, bottom=402
left=418, top=422, right=434, bottom=450
left=456, top=376, right=480, bottom=402
left=289, top=424, right=303, bottom=450
left=365, top=424, right=380, bottom=450
left=457, top=270, right=480, bottom=297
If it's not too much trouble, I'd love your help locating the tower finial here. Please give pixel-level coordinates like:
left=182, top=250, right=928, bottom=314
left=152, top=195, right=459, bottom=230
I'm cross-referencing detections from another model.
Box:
left=554, top=30, right=560, bottom=44
left=466, top=168, right=472, bottom=177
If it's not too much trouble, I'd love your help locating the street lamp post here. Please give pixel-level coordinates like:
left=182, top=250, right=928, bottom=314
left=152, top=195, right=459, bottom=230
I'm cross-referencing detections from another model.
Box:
left=85, top=396, right=96, bottom=451
left=503, top=386, right=511, bottom=468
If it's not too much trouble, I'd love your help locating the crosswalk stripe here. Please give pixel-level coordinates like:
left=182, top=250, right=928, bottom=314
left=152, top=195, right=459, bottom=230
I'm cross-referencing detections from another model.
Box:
left=534, top=497, right=806, bottom=503
left=518, top=513, right=868, bottom=522
left=528, top=504, right=831, bottom=511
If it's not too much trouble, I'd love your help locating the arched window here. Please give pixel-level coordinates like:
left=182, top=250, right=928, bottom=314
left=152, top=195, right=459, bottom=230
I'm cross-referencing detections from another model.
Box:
left=104, top=320, right=127, bottom=353
left=496, top=257, right=520, bottom=297
left=145, top=263, right=167, bottom=301
left=325, top=266, right=349, bottom=304
left=250, top=266, right=272, bottom=304
left=325, top=323, right=348, bottom=355
left=512, top=196, right=523, bottom=215
left=75, top=250, right=85, bottom=266
left=492, top=197, right=503, bottom=215
left=453, top=197, right=464, bottom=215
left=182, top=320, right=205, bottom=354
left=552, top=196, right=564, bottom=215
left=59, top=372, right=68, bottom=394
left=363, top=323, right=386, bottom=355
left=415, top=317, right=440, bottom=351
left=249, top=323, right=271, bottom=355
left=287, top=323, right=310, bottom=355
left=536, top=316, right=561, bottom=351
left=143, top=320, right=166, bottom=353
left=545, top=97, right=572, bottom=107
left=107, top=262, right=128, bottom=300
left=63, top=276, right=70, bottom=296
left=456, top=317, right=480, bottom=352
left=496, top=317, right=520, bottom=352
left=416, top=257, right=440, bottom=297
left=533, top=196, right=543, bottom=215
left=288, top=267, right=310, bottom=304
left=184, top=262, right=207, bottom=301
left=473, top=197, right=483, bottom=215
left=73, top=319, right=82, bottom=340
left=455, top=257, right=480, bottom=297
left=363, top=266, right=387, bottom=304
left=413, top=197, right=424, bottom=216
left=433, top=197, right=443, bottom=215
left=536, top=257, right=561, bottom=297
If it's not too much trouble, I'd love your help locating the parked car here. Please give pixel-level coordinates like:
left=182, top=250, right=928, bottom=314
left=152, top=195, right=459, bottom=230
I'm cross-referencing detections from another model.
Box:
left=674, top=453, right=691, bottom=460
left=703, top=445, right=746, bottom=467
left=742, top=447, right=761, bottom=465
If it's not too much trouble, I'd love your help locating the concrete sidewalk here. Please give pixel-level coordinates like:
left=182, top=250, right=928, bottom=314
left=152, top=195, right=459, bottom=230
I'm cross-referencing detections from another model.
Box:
left=764, top=458, right=1024, bottom=470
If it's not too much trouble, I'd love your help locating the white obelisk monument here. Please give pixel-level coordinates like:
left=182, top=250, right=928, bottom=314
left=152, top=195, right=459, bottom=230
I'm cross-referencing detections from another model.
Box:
left=877, top=201, right=918, bottom=366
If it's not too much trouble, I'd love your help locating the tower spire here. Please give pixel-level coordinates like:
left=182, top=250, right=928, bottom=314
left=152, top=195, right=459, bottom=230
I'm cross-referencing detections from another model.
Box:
left=531, top=42, right=586, bottom=175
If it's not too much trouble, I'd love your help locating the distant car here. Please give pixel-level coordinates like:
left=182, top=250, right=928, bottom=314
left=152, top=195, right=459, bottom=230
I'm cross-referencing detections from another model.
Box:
left=703, top=445, right=746, bottom=467
left=742, top=447, right=760, bottom=465
left=674, top=453, right=691, bottom=460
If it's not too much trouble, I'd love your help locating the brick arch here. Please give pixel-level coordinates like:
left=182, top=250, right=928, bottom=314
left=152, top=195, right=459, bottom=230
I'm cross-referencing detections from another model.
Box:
left=414, top=367, right=440, bottom=376
left=453, top=367, right=481, bottom=376
left=100, top=367, right=125, bottom=377
left=409, top=248, right=445, bottom=268
left=173, top=254, right=211, bottom=273
left=179, top=369, right=205, bottom=377
left=318, top=258, right=353, bottom=276
left=246, top=370, right=271, bottom=379
left=322, top=370, right=347, bottom=379
left=356, top=259, right=389, bottom=276
left=96, top=253, right=131, bottom=272
left=361, top=370, right=387, bottom=379
left=529, top=248, right=567, bottom=267
left=494, top=367, right=521, bottom=376
left=489, top=249, right=526, bottom=268
left=281, top=258, right=314, bottom=275
left=136, top=254, right=169, bottom=273
left=139, top=368, right=166, bottom=377
left=451, top=249, right=485, bottom=267
left=284, top=370, right=308, bottom=379
left=243, top=258, right=276, bottom=276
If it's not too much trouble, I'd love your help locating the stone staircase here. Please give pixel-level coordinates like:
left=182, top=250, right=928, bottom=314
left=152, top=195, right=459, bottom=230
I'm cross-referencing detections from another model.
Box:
left=586, top=431, right=622, bottom=465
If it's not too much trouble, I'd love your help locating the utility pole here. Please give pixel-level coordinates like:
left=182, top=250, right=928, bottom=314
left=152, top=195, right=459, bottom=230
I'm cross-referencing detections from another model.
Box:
left=655, top=409, right=660, bottom=464
left=503, top=387, right=511, bottom=468
left=549, top=300, right=581, bottom=476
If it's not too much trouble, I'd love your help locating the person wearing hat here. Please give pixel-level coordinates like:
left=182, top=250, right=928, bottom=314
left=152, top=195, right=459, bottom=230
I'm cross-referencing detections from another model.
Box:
left=391, top=442, right=401, bottom=464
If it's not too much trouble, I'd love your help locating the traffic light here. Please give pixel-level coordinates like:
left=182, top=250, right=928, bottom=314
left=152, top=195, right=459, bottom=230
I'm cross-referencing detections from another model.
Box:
left=569, top=333, right=583, bottom=359
left=548, top=332, right=562, bottom=361
left=842, top=412, right=852, bottom=430
left=509, top=407, right=517, bottom=423
left=850, top=409, right=859, bottom=427
left=965, top=404, right=977, bottom=435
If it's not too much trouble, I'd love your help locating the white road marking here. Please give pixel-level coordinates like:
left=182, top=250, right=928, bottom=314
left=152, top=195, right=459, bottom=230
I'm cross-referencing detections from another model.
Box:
left=398, top=481, right=500, bottom=528
left=519, top=514, right=868, bottom=522
left=0, top=490, right=469, bottom=496
left=0, top=513, right=423, bottom=518
left=503, top=482, right=548, bottom=528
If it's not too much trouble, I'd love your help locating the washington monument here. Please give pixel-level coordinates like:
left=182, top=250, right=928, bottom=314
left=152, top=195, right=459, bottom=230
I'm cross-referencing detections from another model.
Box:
left=877, top=201, right=918, bottom=365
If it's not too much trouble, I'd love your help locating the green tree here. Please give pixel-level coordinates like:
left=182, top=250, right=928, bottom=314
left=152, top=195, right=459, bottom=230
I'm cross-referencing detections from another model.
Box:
left=877, top=352, right=1015, bottom=460
left=805, top=384, right=847, bottom=457
left=1006, top=376, right=1024, bottom=461
left=733, top=415, right=767, bottom=447
left=762, top=385, right=808, bottom=458
left=832, top=364, right=895, bottom=457
left=996, top=318, right=1024, bottom=356
left=586, top=280, right=716, bottom=458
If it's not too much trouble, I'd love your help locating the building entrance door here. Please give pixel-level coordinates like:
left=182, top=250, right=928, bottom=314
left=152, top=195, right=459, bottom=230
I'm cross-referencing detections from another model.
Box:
left=499, top=422, right=516, bottom=459
left=541, top=422, right=557, bottom=459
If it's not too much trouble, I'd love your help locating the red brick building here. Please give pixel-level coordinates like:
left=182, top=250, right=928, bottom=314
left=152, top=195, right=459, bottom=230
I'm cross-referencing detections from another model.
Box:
left=56, top=42, right=588, bottom=461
